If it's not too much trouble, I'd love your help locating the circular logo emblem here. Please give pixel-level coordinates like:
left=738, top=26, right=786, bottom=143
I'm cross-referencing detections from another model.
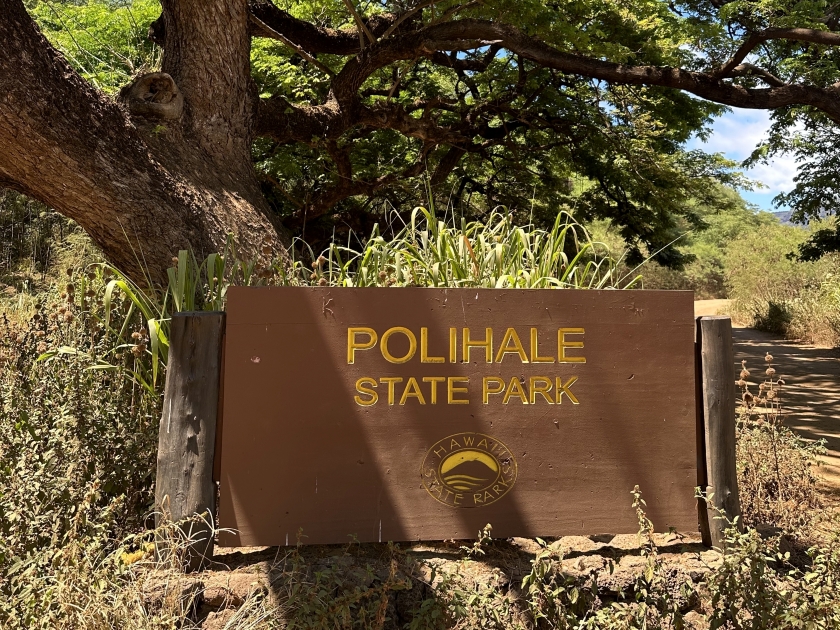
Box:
left=421, top=433, right=517, bottom=508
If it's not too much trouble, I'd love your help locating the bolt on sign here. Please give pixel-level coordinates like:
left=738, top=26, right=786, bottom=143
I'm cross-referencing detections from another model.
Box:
left=217, top=288, right=697, bottom=546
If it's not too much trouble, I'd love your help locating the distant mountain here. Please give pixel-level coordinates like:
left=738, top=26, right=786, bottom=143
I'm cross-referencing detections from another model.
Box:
left=772, top=210, right=798, bottom=225
left=771, top=209, right=831, bottom=226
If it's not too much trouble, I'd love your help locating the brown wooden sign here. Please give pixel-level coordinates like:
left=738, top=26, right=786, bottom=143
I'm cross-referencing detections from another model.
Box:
left=217, top=287, right=698, bottom=546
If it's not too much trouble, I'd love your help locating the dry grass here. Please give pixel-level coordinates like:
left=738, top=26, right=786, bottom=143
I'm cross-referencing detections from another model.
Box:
left=735, top=355, right=827, bottom=536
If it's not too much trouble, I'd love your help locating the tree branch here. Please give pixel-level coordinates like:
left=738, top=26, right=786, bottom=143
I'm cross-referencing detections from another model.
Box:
left=0, top=0, right=204, bottom=279
left=1, top=0, right=291, bottom=282
left=714, top=33, right=762, bottom=78
left=762, top=26, right=840, bottom=47
left=296, top=147, right=432, bottom=223
left=431, top=146, right=466, bottom=185
left=715, top=28, right=840, bottom=79
left=248, top=0, right=398, bottom=54
left=249, top=13, right=336, bottom=76
left=430, top=44, right=502, bottom=71
left=327, top=19, right=840, bottom=120
left=730, top=63, right=787, bottom=87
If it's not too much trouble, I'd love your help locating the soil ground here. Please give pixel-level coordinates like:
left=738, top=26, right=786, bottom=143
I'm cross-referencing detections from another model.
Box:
left=695, top=299, right=840, bottom=492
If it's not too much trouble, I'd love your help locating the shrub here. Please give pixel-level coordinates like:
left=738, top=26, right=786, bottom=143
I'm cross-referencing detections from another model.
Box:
left=588, top=184, right=778, bottom=298
left=706, top=524, right=840, bottom=630
left=726, top=220, right=840, bottom=346
left=784, top=271, right=840, bottom=347
left=0, top=266, right=161, bottom=627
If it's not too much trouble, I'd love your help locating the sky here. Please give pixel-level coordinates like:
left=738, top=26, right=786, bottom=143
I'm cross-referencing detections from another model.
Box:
left=687, top=108, right=798, bottom=212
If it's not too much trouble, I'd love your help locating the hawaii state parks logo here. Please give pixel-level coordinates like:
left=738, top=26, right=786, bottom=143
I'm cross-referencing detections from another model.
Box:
left=421, top=432, right=517, bottom=508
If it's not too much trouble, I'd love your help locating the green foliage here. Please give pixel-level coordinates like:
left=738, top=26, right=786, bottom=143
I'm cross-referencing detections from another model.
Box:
left=245, top=0, right=755, bottom=266
left=151, top=206, right=634, bottom=292
left=590, top=183, right=776, bottom=298
left=679, top=0, right=840, bottom=227
left=521, top=538, right=593, bottom=628
left=29, top=0, right=161, bottom=92
left=726, top=219, right=840, bottom=345
left=798, top=224, right=840, bottom=261
left=30, top=0, right=755, bottom=266
left=706, top=524, right=840, bottom=630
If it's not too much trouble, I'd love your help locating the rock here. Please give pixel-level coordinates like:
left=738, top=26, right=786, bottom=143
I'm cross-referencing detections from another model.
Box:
left=202, top=608, right=237, bottom=630
left=202, top=572, right=266, bottom=610
left=683, top=610, right=708, bottom=629
left=140, top=572, right=204, bottom=615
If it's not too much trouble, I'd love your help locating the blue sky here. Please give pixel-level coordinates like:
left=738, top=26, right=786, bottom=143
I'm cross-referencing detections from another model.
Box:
left=687, top=108, right=797, bottom=212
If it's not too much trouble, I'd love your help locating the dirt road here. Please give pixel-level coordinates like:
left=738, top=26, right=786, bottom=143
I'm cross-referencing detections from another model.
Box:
left=695, top=300, right=840, bottom=491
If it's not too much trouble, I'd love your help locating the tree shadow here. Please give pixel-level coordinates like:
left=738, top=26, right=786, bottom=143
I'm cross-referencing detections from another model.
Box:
left=218, top=288, right=699, bottom=550
left=732, top=327, right=840, bottom=485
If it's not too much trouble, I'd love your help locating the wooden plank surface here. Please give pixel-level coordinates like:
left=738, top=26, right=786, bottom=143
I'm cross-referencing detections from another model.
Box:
left=698, top=316, right=741, bottom=547
left=155, top=311, right=225, bottom=569
left=217, top=288, right=697, bottom=546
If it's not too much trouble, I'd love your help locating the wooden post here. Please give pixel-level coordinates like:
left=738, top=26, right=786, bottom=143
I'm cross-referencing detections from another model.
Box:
left=696, top=316, right=741, bottom=548
left=155, top=311, right=225, bottom=571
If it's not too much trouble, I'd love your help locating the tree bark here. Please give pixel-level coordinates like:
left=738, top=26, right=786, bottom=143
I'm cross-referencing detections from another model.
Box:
left=0, top=0, right=288, bottom=284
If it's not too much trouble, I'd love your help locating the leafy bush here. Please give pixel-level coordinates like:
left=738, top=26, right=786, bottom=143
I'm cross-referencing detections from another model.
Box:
left=726, top=220, right=840, bottom=345
left=784, top=271, right=840, bottom=346
left=589, top=183, right=776, bottom=298
left=706, top=524, right=840, bottom=630
left=0, top=267, right=160, bottom=627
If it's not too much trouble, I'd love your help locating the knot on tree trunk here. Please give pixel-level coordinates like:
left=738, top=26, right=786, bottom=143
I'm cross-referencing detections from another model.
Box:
left=120, top=72, right=184, bottom=121
left=148, top=15, right=165, bottom=46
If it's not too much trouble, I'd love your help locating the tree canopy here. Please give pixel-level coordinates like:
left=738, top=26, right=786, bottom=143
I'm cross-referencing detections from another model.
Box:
left=2, top=0, right=840, bottom=280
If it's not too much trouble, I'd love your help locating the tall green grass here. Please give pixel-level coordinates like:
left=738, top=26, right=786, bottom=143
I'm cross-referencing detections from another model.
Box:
left=302, top=208, right=640, bottom=289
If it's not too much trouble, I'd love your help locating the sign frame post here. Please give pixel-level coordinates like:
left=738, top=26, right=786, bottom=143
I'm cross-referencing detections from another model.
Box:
left=154, top=311, right=225, bottom=571
left=695, top=315, right=742, bottom=548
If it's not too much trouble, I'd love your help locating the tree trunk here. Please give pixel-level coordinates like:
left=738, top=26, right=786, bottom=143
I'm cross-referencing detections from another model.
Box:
left=0, top=0, right=288, bottom=285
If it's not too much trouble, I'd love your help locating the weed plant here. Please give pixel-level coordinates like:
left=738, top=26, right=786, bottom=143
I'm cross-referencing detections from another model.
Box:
left=735, top=356, right=826, bottom=533
left=0, top=267, right=160, bottom=627
left=299, top=208, right=639, bottom=290
left=705, top=521, right=840, bottom=629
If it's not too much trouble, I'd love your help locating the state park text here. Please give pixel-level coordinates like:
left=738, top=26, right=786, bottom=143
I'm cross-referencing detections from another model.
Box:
left=348, top=325, right=586, bottom=406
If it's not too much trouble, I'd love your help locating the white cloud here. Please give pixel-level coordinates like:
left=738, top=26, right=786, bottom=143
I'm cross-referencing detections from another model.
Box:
left=694, top=109, right=773, bottom=158
left=688, top=108, right=799, bottom=207
left=746, top=158, right=799, bottom=195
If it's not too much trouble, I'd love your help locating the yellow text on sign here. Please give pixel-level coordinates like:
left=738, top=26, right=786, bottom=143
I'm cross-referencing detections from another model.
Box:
left=353, top=375, right=580, bottom=406
left=347, top=327, right=586, bottom=364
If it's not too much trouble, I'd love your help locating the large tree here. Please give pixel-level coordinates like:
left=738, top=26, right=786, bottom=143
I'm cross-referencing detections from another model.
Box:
left=2, top=0, right=839, bottom=281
